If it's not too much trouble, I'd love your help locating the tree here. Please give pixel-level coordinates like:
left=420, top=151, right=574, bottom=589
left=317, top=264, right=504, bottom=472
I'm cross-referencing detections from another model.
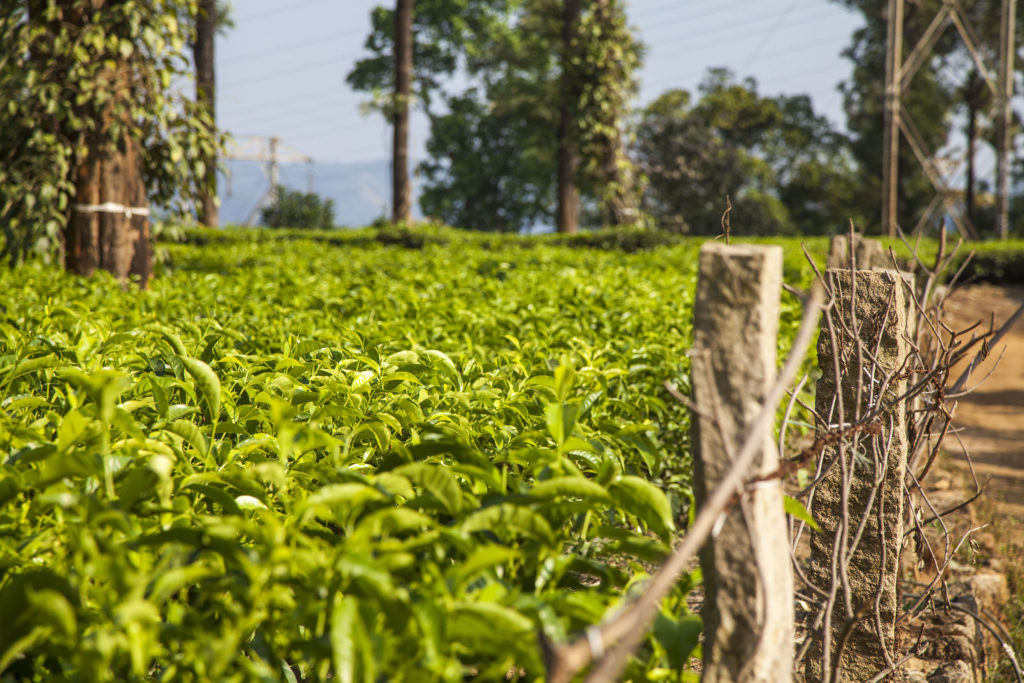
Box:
left=347, top=0, right=507, bottom=121
left=554, top=0, right=643, bottom=232
left=635, top=72, right=782, bottom=235
left=555, top=0, right=582, bottom=234
left=417, top=2, right=557, bottom=232
left=259, top=185, right=335, bottom=230
left=583, top=0, right=643, bottom=226
left=766, top=94, right=865, bottom=233
left=392, top=0, right=413, bottom=224
left=419, top=90, right=552, bottom=232
left=347, top=0, right=510, bottom=226
left=193, top=0, right=218, bottom=228
left=349, top=0, right=643, bottom=233
left=0, top=0, right=221, bottom=285
left=634, top=70, right=860, bottom=236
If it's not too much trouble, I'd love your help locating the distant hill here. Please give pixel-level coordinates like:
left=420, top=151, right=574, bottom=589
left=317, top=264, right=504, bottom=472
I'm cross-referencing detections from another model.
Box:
left=218, top=159, right=421, bottom=228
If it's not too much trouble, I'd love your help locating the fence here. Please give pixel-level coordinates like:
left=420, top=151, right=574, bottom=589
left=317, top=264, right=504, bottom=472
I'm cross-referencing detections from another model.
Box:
left=544, top=232, right=1019, bottom=683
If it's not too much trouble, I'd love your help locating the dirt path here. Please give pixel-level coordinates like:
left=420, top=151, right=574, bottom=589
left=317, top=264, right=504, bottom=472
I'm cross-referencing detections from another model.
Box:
left=942, top=283, right=1024, bottom=519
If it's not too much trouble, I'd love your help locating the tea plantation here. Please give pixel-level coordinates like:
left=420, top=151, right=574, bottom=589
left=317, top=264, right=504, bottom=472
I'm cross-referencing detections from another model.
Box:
left=0, top=230, right=817, bottom=681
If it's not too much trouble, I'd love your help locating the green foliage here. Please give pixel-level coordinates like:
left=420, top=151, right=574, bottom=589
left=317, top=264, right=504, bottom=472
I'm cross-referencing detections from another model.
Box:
left=0, top=232, right=735, bottom=680
left=569, top=0, right=645, bottom=224
left=635, top=70, right=861, bottom=236
left=419, top=89, right=553, bottom=233
left=349, top=0, right=644, bottom=231
left=948, top=239, right=1024, bottom=283
left=0, top=0, right=223, bottom=265
left=345, top=0, right=509, bottom=117
left=260, top=186, right=336, bottom=230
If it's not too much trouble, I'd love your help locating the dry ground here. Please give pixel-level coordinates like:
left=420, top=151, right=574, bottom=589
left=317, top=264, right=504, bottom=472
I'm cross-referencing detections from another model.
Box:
left=942, top=283, right=1024, bottom=520
left=927, top=282, right=1024, bottom=680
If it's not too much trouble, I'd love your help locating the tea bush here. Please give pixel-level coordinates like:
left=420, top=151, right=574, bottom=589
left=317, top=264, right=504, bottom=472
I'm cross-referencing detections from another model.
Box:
left=0, top=232, right=814, bottom=681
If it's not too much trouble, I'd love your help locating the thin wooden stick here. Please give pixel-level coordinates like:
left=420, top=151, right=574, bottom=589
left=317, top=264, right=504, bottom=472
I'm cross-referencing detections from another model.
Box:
left=543, top=283, right=824, bottom=683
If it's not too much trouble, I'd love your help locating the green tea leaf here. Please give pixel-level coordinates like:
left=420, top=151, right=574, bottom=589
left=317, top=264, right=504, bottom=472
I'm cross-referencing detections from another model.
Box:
left=180, top=356, right=220, bottom=421
left=545, top=403, right=578, bottom=450
left=609, top=475, right=676, bottom=542
left=784, top=494, right=820, bottom=531
left=460, top=503, right=556, bottom=546
left=529, top=476, right=613, bottom=505
left=393, top=462, right=464, bottom=515
left=653, top=612, right=702, bottom=670
left=449, top=545, right=516, bottom=588
left=553, top=361, right=576, bottom=403
left=330, top=594, right=360, bottom=683
left=164, top=419, right=208, bottom=455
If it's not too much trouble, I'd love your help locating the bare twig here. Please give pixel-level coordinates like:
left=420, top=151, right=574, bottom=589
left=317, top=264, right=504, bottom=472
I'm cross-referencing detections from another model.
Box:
left=715, top=195, right=733, bottom=245
left=949, top=302, right=1024, bottom=393
left=791, top=231, right=1015, bottom=680
left=542, top=284, right=825, bottom=683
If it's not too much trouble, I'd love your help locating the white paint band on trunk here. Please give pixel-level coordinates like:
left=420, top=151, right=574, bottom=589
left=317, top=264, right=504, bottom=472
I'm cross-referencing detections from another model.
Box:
left=71, top=202, right=150, bottom=218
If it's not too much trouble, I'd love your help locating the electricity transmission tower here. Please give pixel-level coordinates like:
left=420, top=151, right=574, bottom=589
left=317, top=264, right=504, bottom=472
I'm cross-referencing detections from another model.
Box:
left=883, top=0, right=1016, bottom=239
left=224, top=136, right=315, bottom=225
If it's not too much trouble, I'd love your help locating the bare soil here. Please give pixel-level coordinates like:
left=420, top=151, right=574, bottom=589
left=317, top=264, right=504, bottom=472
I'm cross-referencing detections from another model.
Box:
left=895, top=283, right=1024, bottom=681
left=941, top=283, right=1024, bottom=520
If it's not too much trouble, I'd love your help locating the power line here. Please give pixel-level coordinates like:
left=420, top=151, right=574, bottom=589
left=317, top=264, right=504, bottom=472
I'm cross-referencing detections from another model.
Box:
left=220, top=58, right=348, bottom=94
left=235, top=0, right=336, bottom=24
left=765, top=61, right=848, bottom=87
left=646, top=8, right=843, bottom=63
left=755, top=30, right=851, bottom=63
left=219, top=28, right=367, bottom=66
left=219, top=92, right=353, bottom=122
left=631, top=0, right=770, bottom=30
left=640, top=20, right=850, bottom=95
left=742, top=0, right=801, bottom=67
left=641, top=59, right=847, bottom=98
left=640, top=0, right=820, bottom=42
left=225, top=108, right=370, bottom=134
left=630, top=0, right=722, bottom=19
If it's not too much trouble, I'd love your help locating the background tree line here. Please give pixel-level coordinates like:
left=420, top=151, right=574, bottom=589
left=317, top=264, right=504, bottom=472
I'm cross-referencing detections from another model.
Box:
left=3, top=0, right=1024, bottom=284
left=348, top=0, right=1024, bottom=238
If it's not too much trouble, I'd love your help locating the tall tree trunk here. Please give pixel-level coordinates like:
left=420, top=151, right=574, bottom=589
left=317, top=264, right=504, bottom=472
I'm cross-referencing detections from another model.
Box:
left=595, top=0, right=634, bottom=227
left=194, top=0, right=219, bottom=228
left=66, top=114, right=151, bottom=286
left=965, top=100, right=977, bottom=228
left=63, top=7, right=152, bottom=288
left=392, top=0, right=413, bottom=225
left=963, top=69, right=983, bottom=231
left=556, top=0, right=582, bottom=234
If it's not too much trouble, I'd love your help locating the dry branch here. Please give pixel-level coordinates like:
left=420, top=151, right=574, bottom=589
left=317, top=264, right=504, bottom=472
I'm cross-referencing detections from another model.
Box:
left=542, top=283, right=825, bottom=683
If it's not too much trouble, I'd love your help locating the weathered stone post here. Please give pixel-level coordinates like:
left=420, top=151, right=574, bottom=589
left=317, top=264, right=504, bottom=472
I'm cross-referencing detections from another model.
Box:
left=827, top=233, right=890, bottom=270
left=690, top=242, right=793, bottom=682
left=806, top=269, right=909, bottom=682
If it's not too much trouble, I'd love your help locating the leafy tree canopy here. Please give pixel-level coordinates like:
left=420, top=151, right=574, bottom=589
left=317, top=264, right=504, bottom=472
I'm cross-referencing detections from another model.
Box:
left=635, top=69, right=861, bottom=236
left=348, top=0, right=643, bottom=232
left=345, top=0, right=512, bottom=118
left=260, top=186, right=336, bottom=230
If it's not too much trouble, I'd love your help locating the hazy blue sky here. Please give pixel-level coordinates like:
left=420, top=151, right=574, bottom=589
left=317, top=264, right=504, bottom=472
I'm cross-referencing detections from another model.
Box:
left=217, top=0, right=864, bottom=165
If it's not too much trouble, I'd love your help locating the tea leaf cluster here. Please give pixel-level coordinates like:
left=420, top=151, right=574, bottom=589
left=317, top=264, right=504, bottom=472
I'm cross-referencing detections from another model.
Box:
left=0, top=233, right=734, bottom=681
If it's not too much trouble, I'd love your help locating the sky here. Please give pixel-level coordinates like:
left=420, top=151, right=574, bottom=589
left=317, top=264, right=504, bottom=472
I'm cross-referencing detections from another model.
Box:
left=216, top=0, right=865, bottom=167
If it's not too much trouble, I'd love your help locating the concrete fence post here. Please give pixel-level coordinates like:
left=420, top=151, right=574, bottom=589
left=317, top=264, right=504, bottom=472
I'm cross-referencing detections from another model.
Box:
left=827, top=233, right=890, bottom=270
left=806, top=269, right=909, bottom=682
left=690, top=242, right=793, bottom=682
